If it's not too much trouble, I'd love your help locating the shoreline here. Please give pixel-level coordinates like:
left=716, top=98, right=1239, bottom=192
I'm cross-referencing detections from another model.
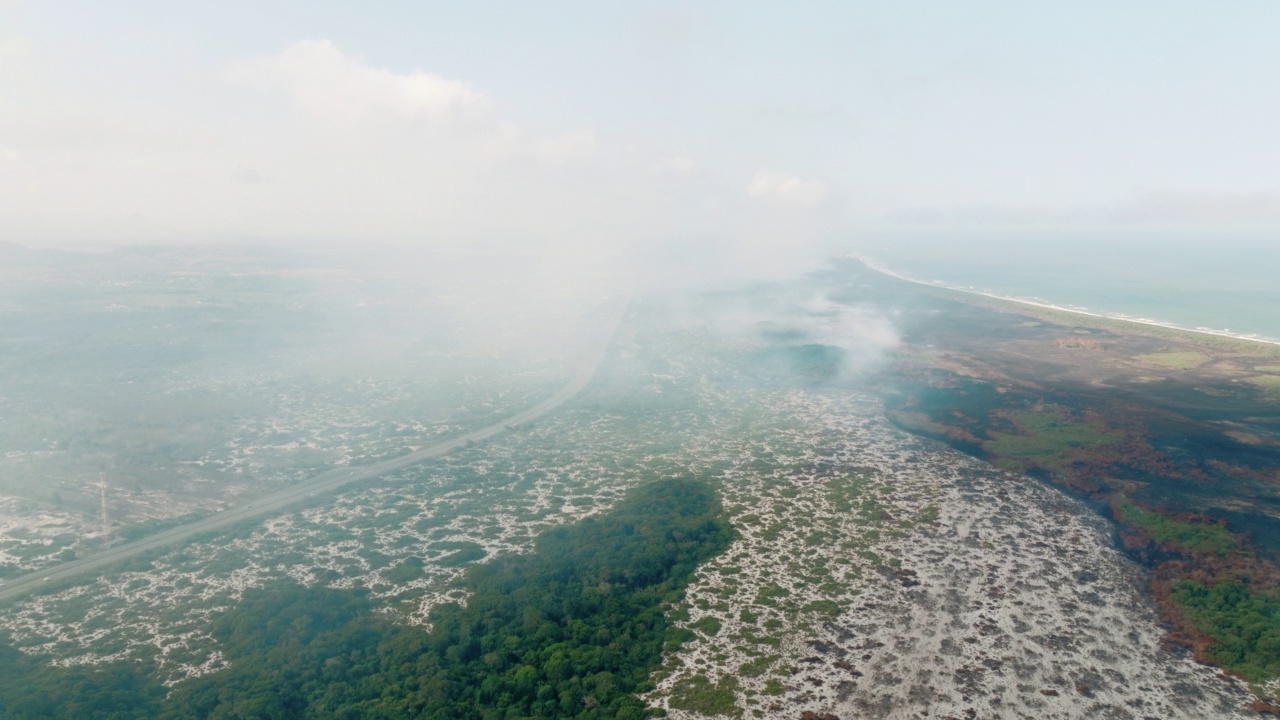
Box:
left=849, top=253, right=1280, bottom=350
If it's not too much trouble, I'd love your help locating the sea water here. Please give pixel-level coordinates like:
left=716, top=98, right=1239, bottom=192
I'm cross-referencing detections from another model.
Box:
left=852, top=230, right=1280, bottom=343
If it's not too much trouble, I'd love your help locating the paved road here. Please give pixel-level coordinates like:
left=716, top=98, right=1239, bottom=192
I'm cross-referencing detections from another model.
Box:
left=0, top=297, right=630, bottom=604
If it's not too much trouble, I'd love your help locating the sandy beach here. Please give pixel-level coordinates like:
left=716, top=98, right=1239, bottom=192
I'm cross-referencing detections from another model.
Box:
left=850, top=253, right=1280, bottom=349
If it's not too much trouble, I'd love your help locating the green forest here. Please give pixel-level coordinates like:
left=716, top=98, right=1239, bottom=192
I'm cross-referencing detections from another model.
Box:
left=0, top=477, right=732, bottom=719
left=1171, top=580, right=1280, bottom=685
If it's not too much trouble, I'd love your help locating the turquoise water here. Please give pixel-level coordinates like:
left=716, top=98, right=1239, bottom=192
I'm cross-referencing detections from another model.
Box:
left=852, top=231, right=1280, bottom=343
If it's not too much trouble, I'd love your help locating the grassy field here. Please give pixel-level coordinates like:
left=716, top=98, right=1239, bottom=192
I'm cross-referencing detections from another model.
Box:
left=1249, top=375, right=1280, bottom=400
left=1136, top=351, right=1210, bottom=370
left=981, top=409, right=1123, bottom=474
left=1112, top=497, right=1239, bottom=556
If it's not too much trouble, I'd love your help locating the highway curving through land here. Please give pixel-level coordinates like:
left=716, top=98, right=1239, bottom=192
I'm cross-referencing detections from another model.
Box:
left=0, top=297, right=630, bottom=604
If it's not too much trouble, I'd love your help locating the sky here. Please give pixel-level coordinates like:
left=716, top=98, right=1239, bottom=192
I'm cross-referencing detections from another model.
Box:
left=2, top=1, right=1279, bottom=259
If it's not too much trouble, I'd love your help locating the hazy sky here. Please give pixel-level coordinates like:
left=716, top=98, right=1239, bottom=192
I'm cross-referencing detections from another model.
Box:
left=3, top=1, right=1279, bottom=253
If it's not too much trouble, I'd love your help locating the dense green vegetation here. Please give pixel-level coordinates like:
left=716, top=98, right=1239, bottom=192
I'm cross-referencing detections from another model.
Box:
left=667, top=673, right=741, bottom=717
left=372, top=476, right=733, bottom=719
left=0, top=478, right=731, bottom=719
left=1113, top=497, right=1238, bottom=555
left=1171, top=581, right=1280, bottom=684
left=0, top=633, right=166, bottom=719
left=981, top=409, right=1122, bottom=473
left=1134, top=351, right=1209, bottom=370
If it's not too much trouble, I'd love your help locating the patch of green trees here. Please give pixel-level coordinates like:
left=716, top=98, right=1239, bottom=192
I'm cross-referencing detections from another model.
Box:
left=1172, top=580, right=1280, bottom=684
left=0, top=477, right=732, bottom=719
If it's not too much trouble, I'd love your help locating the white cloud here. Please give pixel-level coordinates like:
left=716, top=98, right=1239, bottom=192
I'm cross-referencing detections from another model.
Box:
left=0, top=35, right=31, bottom=62
left=228, top=40, right=602, bottom=168
left=526, top=128, right=598, bottom=163
left=882, top=190, right=1280, bottom=229
left=232, top=166, right=267, bottom=184
left=0, top=37, right=838, bottom=287
left=747, top=169, right=828, bottom=207
left=653, top=156, right=697, bottom=175
left=227, top=39, right=491, bottom=125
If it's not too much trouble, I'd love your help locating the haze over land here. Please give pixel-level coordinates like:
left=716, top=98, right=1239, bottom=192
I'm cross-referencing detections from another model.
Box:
left=3, top=3, right=1280, bottom=719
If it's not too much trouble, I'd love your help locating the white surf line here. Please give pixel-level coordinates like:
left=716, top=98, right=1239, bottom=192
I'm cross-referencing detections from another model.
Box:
left=848, top=253, right=1280, bottom=349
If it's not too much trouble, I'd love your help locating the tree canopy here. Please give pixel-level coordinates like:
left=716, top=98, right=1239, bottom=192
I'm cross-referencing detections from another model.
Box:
left=0, top=477, right=732, bottom=719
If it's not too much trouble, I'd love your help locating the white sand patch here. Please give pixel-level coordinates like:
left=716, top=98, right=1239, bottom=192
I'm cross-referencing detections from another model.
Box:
left=651, top=392, right=1255, bottom=719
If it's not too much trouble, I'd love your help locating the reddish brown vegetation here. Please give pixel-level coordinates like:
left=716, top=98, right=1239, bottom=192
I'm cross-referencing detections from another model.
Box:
left=1251, top=698, right=1280, bottom=715
left=881, top=356, right=1280, bottom=693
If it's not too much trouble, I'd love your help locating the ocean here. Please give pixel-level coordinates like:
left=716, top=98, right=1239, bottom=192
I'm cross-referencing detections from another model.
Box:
left=851, top=230, right=1280, bottom=343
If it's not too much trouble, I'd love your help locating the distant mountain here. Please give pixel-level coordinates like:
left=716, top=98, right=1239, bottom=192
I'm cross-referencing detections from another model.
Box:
left=0, top=240, right=91, bottom=267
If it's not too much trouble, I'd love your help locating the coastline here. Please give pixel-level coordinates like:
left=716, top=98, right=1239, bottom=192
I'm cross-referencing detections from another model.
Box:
left=862, top=257, right=1280, bottom=702
left=849, top=253, right=1280, bottom=352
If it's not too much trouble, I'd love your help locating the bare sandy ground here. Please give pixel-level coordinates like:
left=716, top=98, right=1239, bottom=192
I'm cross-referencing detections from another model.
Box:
left=654, top=391, right=1255, bottom=719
